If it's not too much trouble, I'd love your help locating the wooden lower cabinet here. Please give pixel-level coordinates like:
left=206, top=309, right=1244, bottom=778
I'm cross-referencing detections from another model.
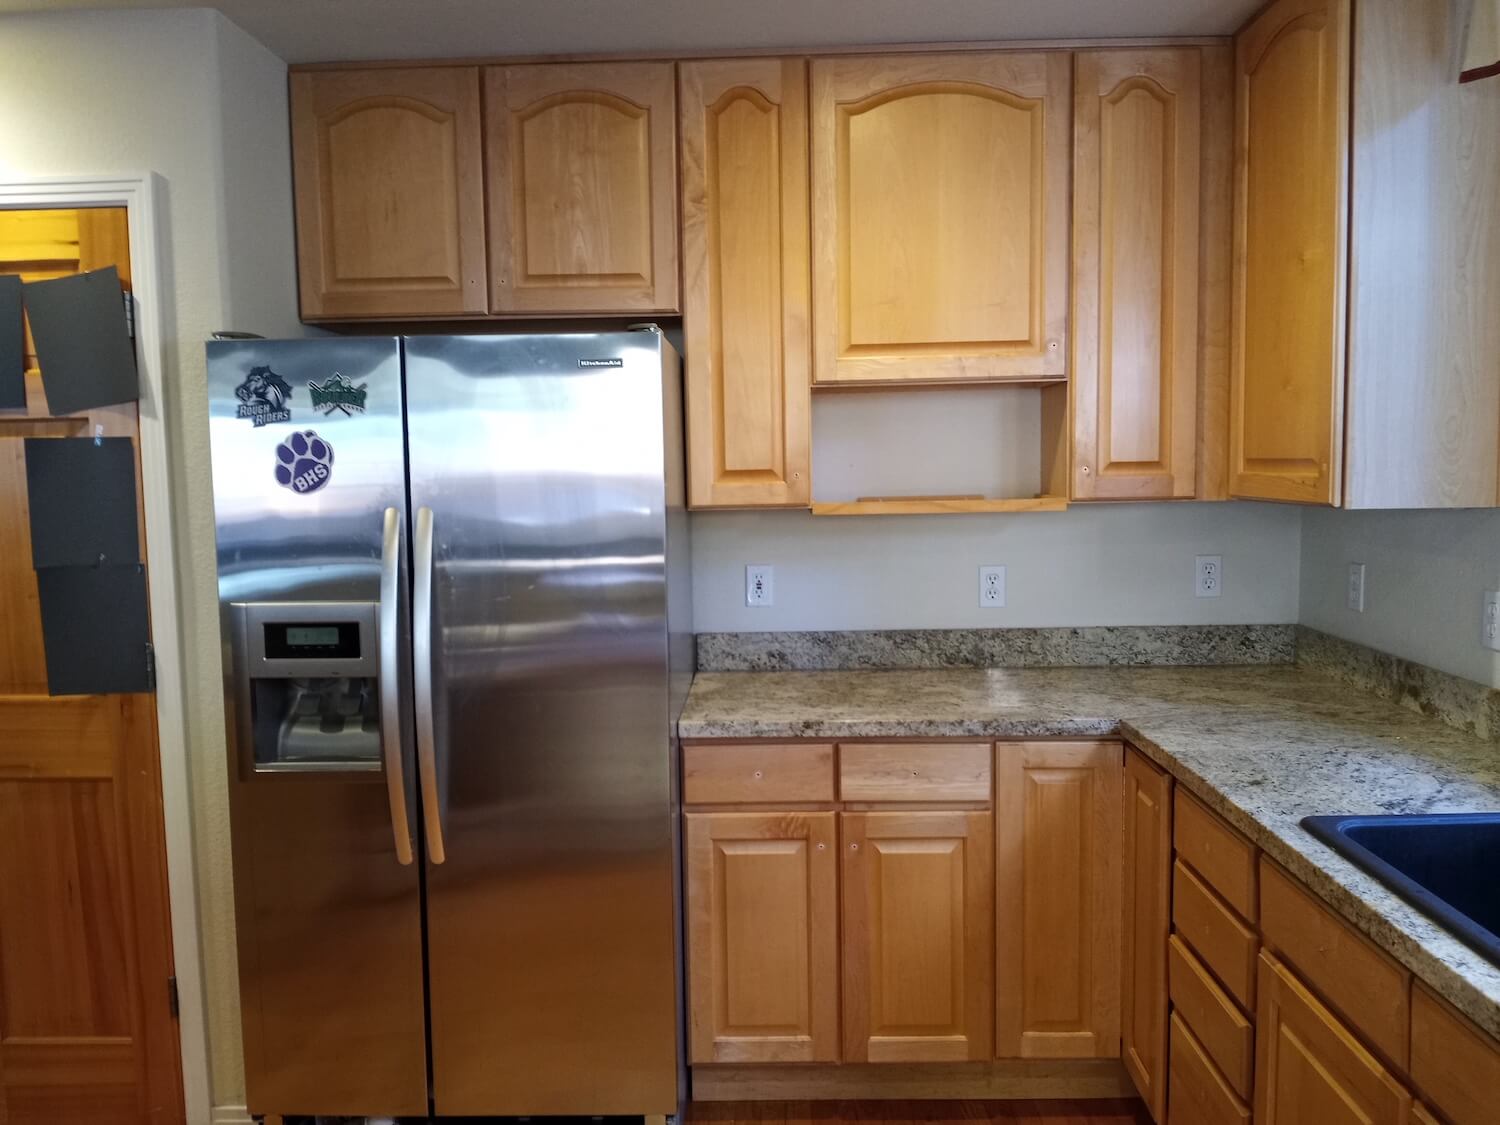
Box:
left=842, top=811, right=994, bottom=1062
left=1168, top=1012, right=1252, bottom=1125
left=684, top=812, right=839, bottom=1063
left=996, top=742, right=1123, bottom=1059
left=1255, top=952, right=1412, bottom=1125
left=1121, top=749, right=1172, bottom=1119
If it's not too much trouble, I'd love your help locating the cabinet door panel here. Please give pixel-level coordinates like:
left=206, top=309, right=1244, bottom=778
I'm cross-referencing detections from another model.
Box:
left=1230, top=0, right=1351, bottom=504
left=291, top=67, right=486, bottom=319
left=996, top=741, right=1123, bottom=1058
left=685, top=812, right=839, bottom=1064
left=842, top=810, right=993, bottom=1062
left=811, top=52, right=1070, bottom=384
left=680, top=58, right=811, bottom=508
left=487, top=62, right=678, bottom=313
left=1072, top=49, right=1201, bottom=500
left=1255, top=952, right=1412, bottom=1125
left=1121, top=748, right=1172, bottom=1120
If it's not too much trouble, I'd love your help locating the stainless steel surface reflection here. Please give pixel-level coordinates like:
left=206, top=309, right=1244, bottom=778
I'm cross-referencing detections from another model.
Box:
left=405, top=333, right=682, bottom=1115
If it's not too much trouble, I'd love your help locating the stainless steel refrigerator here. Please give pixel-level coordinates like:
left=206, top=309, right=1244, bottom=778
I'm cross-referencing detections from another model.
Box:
left=206, top=330, right=691, bottom=1118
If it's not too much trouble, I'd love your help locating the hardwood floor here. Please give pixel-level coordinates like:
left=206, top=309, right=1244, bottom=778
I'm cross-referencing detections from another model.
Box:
left=683, top=1100, right=1151, bottom=1124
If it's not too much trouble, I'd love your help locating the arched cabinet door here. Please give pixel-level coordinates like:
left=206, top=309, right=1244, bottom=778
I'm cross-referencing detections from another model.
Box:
left=291, top=67, right=487, bottom=319
left=810, top=52, right=1071, bottom=385
left=485, top=62, right=679, bottom=314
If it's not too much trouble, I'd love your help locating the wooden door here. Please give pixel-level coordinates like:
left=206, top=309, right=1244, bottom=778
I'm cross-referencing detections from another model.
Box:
left=1255, top=953, right=1411, bottom=1125
left=684, top=812, right=839, bottom=1064
left=290, top=67, right=487, bottom=320
left=679, top=58, right=811, bottom=509
left=1072, top=49, right=1201, bottom=500
left=810, top=52, right=1070, bottom=385
left=0, top=208, right=183, bottom=1123
left=1121, top=749, right=1172, bottom=1120
left=1230, top=0, right=1351, bottom=504
left=841, top=810, right=993, bottom=1062
left=486, top=61, right=678, bottom=314
left=995, top=741, right=1122, bottom=1059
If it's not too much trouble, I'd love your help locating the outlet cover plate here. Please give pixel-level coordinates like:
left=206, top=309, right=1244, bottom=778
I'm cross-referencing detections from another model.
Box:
left=979, top=565, right=1006, bottom=608
left=745, top=564, right=774, bottom=608
left=1484, top=591, right=1500, bottom=651
left=1195, top=555, right=1222, bottom=598
left=1347, top=563, right=1366, bottom=612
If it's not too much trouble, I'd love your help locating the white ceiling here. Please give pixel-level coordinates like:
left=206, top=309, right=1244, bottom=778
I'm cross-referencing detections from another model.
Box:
left=0, top=0, right=1262, bottom=64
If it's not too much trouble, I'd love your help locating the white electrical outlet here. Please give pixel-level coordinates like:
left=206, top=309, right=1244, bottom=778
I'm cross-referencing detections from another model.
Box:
left=1347, top=563, right=1367, bottom=612
left=1195, top=555, right=1223, bottom=598
left=979, top=565, right=1006, bottom=608
left=745, top=564, right=774, bottom=607
left=1483, top=591, right=1500, bottom=651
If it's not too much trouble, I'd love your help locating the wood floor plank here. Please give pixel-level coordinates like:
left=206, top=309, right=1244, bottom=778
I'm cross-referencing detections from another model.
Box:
left=686, top=1100, right=1147, bottom=1125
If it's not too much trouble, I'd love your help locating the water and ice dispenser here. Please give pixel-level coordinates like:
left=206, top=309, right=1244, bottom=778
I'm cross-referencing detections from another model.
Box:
left=230, top=602, right=383, bottom=771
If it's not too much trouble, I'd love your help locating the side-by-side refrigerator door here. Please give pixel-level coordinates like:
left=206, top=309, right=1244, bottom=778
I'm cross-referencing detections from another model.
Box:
left=404, top=334, right=678, bottom=1116
left=206, top=337, right=427, bottom=1116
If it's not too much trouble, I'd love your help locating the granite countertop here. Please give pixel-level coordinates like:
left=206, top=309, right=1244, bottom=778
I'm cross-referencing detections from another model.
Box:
left=680, top=664, right=1500, bottom=1040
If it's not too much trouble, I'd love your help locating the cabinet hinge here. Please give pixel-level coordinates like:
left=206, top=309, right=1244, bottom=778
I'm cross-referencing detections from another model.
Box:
left=167, top=975, right=179, bottom=1018
left=144, top=641, right=156, bottom=691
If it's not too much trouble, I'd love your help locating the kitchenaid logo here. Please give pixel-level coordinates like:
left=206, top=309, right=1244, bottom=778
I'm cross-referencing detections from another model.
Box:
left=578, top=358, right=623, bottom=368
left=307, top=372, right=368, bottom=417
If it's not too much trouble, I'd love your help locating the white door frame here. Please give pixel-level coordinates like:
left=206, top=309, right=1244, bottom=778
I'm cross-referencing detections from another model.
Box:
left=0, top=172, right=211, bottom=1125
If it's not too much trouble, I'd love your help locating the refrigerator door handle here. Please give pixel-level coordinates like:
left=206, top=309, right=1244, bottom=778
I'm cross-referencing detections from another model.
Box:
left=413, top=506, right=447, bottom=864
left=378, top=506, right=414, bottom=866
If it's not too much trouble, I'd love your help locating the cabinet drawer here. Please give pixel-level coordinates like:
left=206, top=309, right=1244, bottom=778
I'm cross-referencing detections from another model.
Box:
left=1410, top=982, right=1500, bottom=1125
left=683, top=744, right=835, bottom=804
left=1174, top=789, right=1257, bottom=920
left=1168, top=1012, right=1251, bottom=1125
left=1258, top=859, right=1409, bottom=1068
left=839, top=742, right=991, bottom=802
left=1168, top=934, right=1254, bottom=1100
left=1173, top=860, right=1257, bottom=1010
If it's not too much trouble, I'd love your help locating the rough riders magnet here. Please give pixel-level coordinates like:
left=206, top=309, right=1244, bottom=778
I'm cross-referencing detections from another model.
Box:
left=234, top=366, right=293, bottom=426
left=274, top=430, right=334, bottom=494
left=307, top=372, right=368, bottom=417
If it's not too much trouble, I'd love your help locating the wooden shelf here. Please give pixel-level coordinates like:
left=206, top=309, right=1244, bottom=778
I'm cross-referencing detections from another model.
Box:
left=810, top=496, right=1070, bottom=516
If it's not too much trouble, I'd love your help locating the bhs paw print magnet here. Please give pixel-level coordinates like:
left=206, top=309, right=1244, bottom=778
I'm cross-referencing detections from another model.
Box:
left=275, top=430, right=334, bottom=494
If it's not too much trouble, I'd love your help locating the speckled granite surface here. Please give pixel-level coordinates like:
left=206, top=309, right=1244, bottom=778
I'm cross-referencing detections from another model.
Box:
left=697, top=624, right=1297, bottom=671
left=680, top=664, right=1500, bottom=1039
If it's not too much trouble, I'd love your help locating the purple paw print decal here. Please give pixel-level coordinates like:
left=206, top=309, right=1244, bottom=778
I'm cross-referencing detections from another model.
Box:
left=274, top=430, right=334, bottom=494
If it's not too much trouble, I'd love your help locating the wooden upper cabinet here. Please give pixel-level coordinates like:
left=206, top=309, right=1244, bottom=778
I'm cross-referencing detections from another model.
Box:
left=842, top=810, right=994, bottom=1062
left=291, top=68, right=487, bottom=320
left=810, top=52, right=1071, bottom=385
left=995, top=741, right=1122, bottom=1059
left=680, top=58, right=811, bottom=509
left=1230, top=0, right=1351, bottom=504
left=485, top=61, right=678, bottom=314
left=1121, top=749, right=1173, bottom=1121
left=684, top=812, right=839, bottom=1064
left=1255, top=953, right=1412, bottom=1125
left=1071, top=49, right=1201, bottom=500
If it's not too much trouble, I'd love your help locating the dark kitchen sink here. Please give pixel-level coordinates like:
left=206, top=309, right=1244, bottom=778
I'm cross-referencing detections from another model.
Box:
left=1301, top=813, right=1500, bottom=967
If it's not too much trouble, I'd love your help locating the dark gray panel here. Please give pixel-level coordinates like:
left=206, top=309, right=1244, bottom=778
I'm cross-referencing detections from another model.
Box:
left=0, top=275, right=22, bottom=409
left=24, top=437, right=139, bottom=568
left=37, top=564, right=151, bottom=696
left=23, top=266, right=137, bottom=415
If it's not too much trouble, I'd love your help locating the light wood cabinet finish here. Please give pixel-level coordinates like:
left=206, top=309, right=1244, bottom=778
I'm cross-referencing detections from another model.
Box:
left=810, top=52, right=1070, bottom=385
left=1174, top=788, right=1257, bottom=921
left=1172, top=860, right=1257, bottom=1011
left=1121, top=748, right=1172, bottom=1120
left=680, top=59, right=811, bottom=509
left=839, top=742, right=992, bottom=803
left=995, top=741, right=1122, bottom=1059
left=685, top=812, right=839, bottom=1063
left=1258, top=859, right=1410, bottom=1068
left=485, top=61, right=678, bottom=313
left=1409, top=982, right=1500, bottom=1125
left=1168, top=1012, right=1252, bottom=1125
left=842, top=810, right=994, bottom=1062
left=1071, top=48, right=1200, bottom=500
left=1169, top=935, right=1254, bottom=1100
left=1254, top=952, right=1412, bottom=1125
left=1412, top=1103, right=1441, bottom=1125
left=682, top=743, right=835, bottom=804
left=290, top=67, right=487, bottom=319
left=1230, top=0, right=1351, bottom=504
